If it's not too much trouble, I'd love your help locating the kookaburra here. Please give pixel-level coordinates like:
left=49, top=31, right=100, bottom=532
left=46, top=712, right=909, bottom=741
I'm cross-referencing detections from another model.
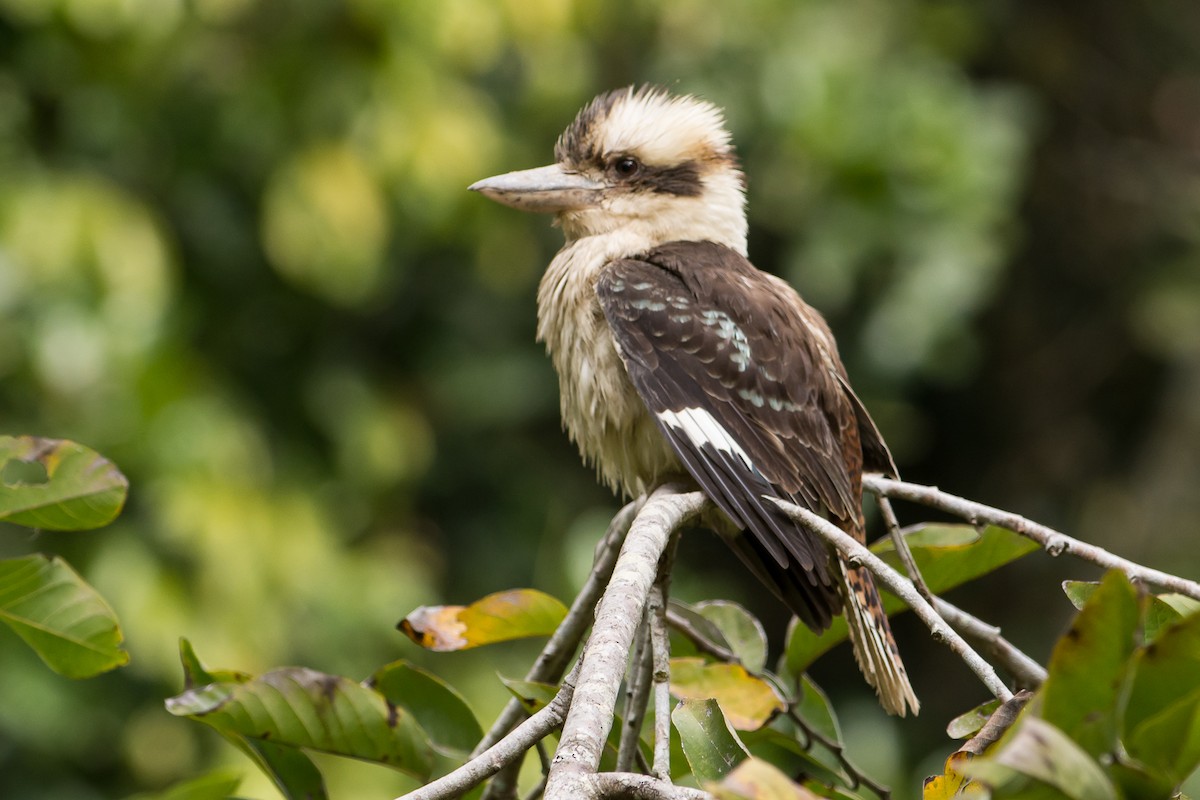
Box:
left=470, top=86, right=919, bottom=715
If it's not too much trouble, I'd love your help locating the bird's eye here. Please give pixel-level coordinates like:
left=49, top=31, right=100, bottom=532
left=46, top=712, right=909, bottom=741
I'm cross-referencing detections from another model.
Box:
left=611, top=156, right=641, bottom=179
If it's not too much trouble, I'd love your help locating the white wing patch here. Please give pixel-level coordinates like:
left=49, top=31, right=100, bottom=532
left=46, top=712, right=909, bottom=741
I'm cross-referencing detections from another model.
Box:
left=657, top=407, right=755, bottom=470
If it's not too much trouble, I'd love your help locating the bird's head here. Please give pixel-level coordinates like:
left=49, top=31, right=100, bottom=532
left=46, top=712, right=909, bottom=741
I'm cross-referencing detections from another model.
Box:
left=470, top=86, right=748, bottom=255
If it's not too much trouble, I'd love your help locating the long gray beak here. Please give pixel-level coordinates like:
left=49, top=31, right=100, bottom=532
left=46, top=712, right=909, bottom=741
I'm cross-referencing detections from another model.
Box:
left=468, top=164, right=604, bottom=213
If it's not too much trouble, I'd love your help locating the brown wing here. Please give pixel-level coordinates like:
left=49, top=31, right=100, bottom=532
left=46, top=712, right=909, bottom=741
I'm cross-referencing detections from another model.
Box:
left=596, top=240, right=891, bottom=629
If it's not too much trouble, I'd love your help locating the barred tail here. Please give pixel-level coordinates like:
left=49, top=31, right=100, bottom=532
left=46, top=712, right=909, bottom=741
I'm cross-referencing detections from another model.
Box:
left=838, top=557, right=920, bottom=716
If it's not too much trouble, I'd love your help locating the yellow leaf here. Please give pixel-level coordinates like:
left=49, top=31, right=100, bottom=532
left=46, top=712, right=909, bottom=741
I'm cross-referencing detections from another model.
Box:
left=923, top=752, right=986, bottom=799
left=398, top=589, right=567, bottom=651
left=669, top=658, right=785, bottom=731
left=709, top=757, right=822, bottom=799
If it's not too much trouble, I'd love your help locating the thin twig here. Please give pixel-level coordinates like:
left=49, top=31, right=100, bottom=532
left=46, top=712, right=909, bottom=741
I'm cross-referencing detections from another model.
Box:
left=769, top=497, right=1014, bottom=704
left=650, top=528, right=683, bottom=781
left=959, top=690, right=1032, bottom=756
left=665, top=607, right=740, bottom=664
left=931, top=597, right=1047, bottom=688
left=398, top=662, right=582, bottom=800
left=786, top=708, right=891, bottom=799
left=478, top=502, right=641, bottom=800
left=876, top=487, right=1046, bottom=688
left=648, top=589, right=672, bottom=780
left=616, top=617, right=653, bottom=772
left=877, top=494, right=937, bottom=607
left=634, top=745, right=653, bottom=776
left=866, top=476, right=1200, bottom=600
left=590, top=773, right=712, bottom=799
left=544, top=487, right=707, bottom=800
left=476, top=499, right=640, bottom=758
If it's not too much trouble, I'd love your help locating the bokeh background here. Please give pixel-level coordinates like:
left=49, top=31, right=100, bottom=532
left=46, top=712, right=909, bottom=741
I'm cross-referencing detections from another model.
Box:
left=2, top=0, right=1199, bottom=797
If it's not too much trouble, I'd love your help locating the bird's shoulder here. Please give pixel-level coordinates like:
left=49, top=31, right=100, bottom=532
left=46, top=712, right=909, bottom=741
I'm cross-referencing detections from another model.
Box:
left=595, top=240, right=837, bottom=387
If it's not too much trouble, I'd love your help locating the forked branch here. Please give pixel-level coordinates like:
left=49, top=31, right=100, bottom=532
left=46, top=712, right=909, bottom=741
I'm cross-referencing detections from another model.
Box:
left=769, top=498, right=1015, bottom=705
left=403, top=477, right=1197, bottom=800
left=865, top=476, right=1200, bottom=599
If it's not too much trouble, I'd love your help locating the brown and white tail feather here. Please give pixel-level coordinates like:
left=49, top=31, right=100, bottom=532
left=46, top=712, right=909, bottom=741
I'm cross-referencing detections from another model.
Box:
left=837, top=558, right=920, bottom=716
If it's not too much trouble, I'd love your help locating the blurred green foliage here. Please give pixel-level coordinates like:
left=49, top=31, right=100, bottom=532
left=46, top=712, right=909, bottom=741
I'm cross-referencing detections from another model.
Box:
left=1, top=0, right=1199, bottom=798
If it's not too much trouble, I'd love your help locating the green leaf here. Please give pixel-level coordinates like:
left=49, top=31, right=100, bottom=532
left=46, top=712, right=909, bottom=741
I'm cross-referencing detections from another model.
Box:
left=166, top=665, right=436, bottom=778
left=1107, top=760, right=1178, bottom=800
left=962, top=717, right=1117, bottom=800
left=173, top=640, right=325, bottom=799
left=0, top=554, right=128, bottom=677
left=946, top=698, right=1002, bottom=739
left=739, top=724, right=846, bottom=789
left=234, top=737, right=327, bottom=800
left=787, top=524, right=1037, bottom=672
left=695, top=600, right=769, bottom=673
left=709, top=756, right=822, bottom=799
left=371, top=660, right=483, bottom=758
left=123, top=769, right=243, bottom=800
left=670, top=658, right=786, bottom=731
left=398, top=589, right=567, bottom=651
left=1123, top=610, right=1200, bottom=787
left=672, top=698, right=750, bottom=783
left=1041, top=570, right=1140, bottom=757
left=0, top=436, right=128, bottom=530
left=794, top=673, right=841, bottom=745
left=498, top=675, right=560, bottom=713
left=1061, top=580, right=1097, bottom=610
left=668, top=600, right=735, bottom=659
left=1064, top=580, right=1197, bottom=643
left=178, top=638, right=250, bottom=687
left=1158, top=594, right=1200, bottom=619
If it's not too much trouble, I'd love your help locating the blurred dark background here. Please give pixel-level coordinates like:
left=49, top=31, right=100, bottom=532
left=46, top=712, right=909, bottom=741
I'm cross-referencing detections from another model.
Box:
left=1, top=0, right=1198, bottom=797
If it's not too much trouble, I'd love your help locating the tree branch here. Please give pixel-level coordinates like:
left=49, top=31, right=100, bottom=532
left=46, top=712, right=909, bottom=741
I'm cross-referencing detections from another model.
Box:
left=591, top=773, right=712, bottom=799
left=866, top=476, right=1200, bottom=600
left=877, top=489, right=1047, bottom=688
left=616, top=616, right=653, bottom=772
left=651, top=527, right=683, bottom=781
left=665, top=607, right=740, bottom=664
left=786, top=708, right=891, bottom=800
left=930, top=596, right=1047, bottom=688
left=877, top=494, right=937, bottom=607
left=476, top=499, right=641, bottom=760
left=544, top=486, right=707, bottom=800
left=398, top=662, right=582, bottom=800
left=768, top=497, right=1014, bottom=704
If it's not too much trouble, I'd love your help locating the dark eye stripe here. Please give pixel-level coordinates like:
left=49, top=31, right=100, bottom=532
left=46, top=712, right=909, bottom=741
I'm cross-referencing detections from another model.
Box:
left=634, top=161, right=703, bottom=197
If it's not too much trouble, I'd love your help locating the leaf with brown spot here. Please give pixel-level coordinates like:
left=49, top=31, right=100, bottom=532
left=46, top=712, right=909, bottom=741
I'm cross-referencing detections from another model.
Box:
left=922, top=750, right=976, bottom=800
left=1041, top=570, right=1140, bottom=758
left=0, top=436, right=128, bottom=531
left=397, top=589, right=567, bottom=651
left=370, top=660, right=482, bottom=758
left=166, top=664, right=435, bottom=779
left=1121, top=608, right=1200, bottom=789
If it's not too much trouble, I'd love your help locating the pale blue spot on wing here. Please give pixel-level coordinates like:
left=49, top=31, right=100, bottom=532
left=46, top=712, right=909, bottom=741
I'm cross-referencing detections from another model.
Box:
left=738, top=388, right=765, bottom=408
left=698, top=309, right=752, bottom=371
left=631, top=298, right=667, bottom=311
